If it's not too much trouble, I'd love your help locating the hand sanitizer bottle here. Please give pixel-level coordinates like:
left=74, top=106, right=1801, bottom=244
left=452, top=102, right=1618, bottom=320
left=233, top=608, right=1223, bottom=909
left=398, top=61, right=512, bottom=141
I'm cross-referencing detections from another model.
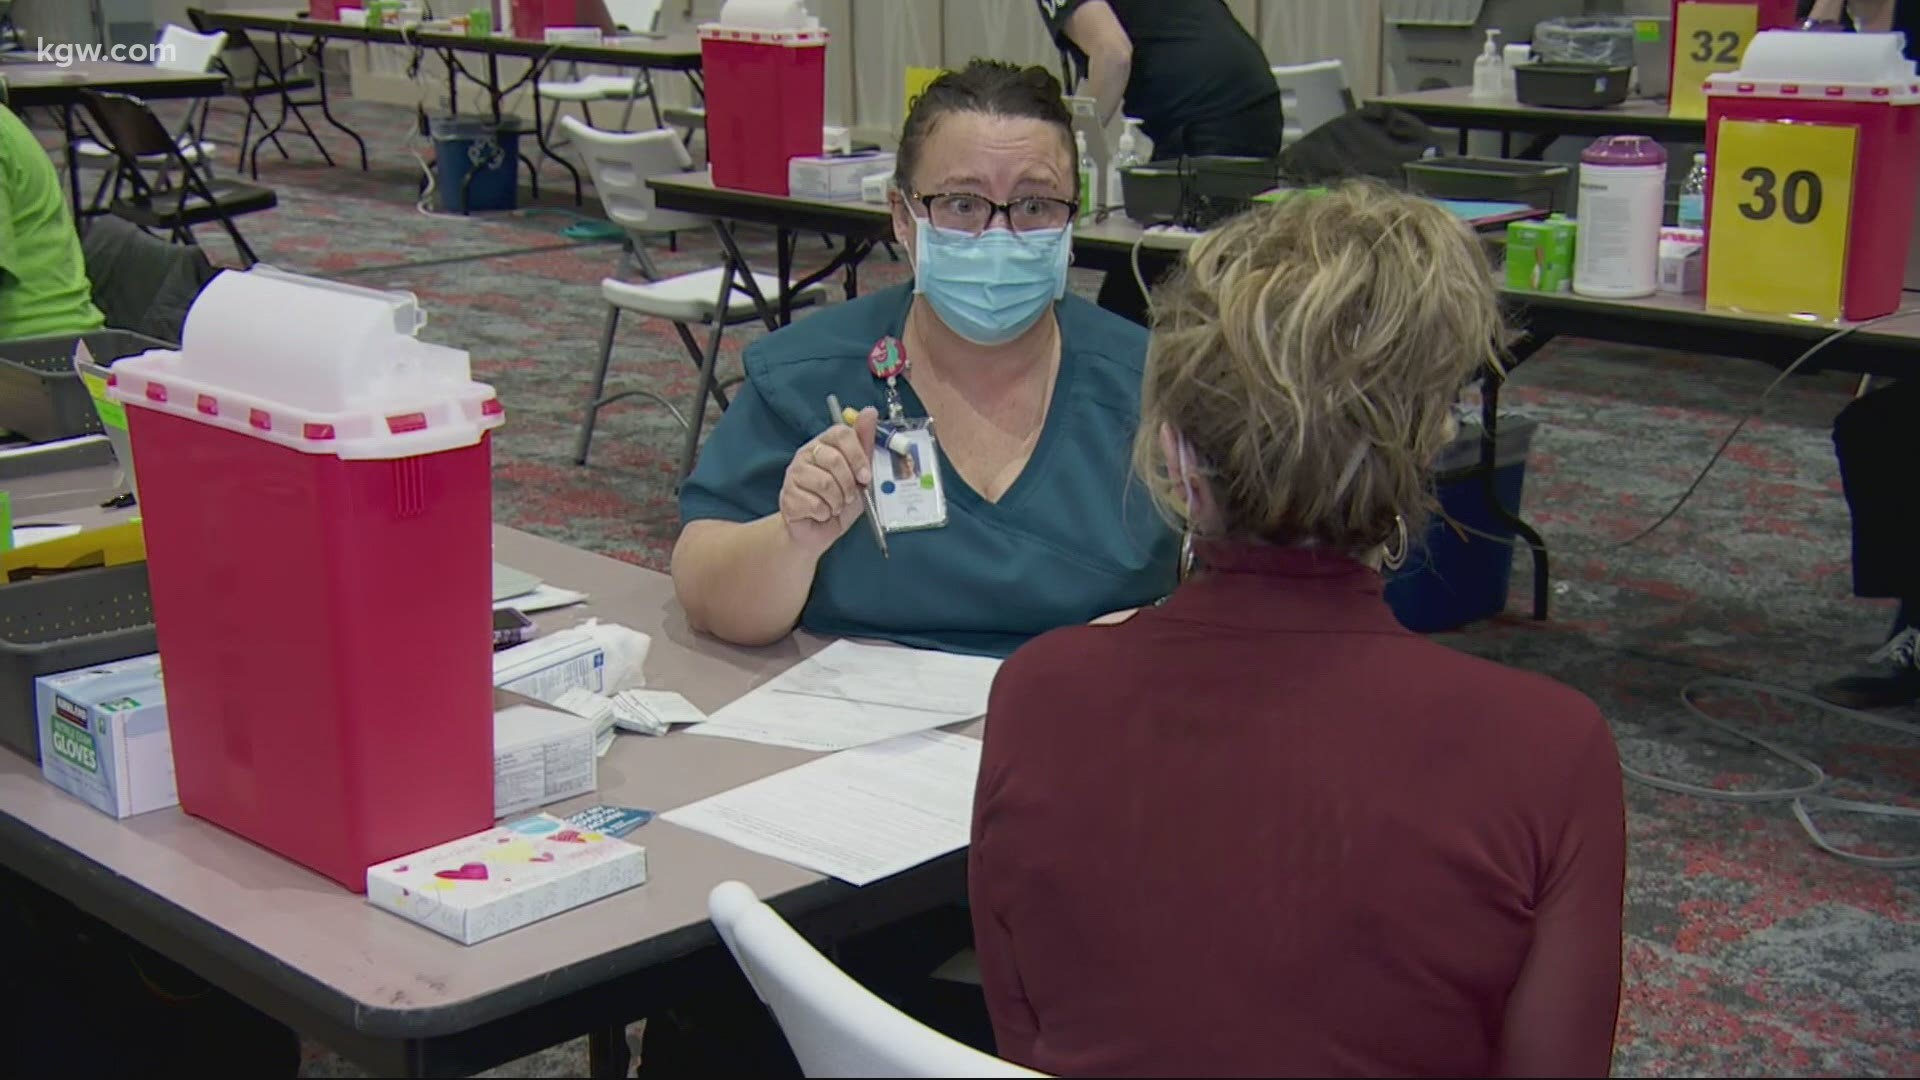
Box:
left=1076, top=131, right=1095, bottom=218
left=1473, top=28, right=1506, bottom=100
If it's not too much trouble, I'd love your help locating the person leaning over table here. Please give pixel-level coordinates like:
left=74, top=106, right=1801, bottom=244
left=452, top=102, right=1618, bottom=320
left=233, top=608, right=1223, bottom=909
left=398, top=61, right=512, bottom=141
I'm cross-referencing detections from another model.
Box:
left=0, top=104, right=106, bottom=341
left=971, top=184, right=1628, bottom=1077
left=671, top=60, right=1179, bottom=658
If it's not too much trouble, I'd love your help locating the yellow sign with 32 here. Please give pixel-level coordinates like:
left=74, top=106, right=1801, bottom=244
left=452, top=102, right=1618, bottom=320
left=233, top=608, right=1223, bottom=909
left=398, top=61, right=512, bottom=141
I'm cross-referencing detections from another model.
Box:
left=1671, top=2, right=1760, bottom=120
left=1706, top=119, right=1860, bottom=320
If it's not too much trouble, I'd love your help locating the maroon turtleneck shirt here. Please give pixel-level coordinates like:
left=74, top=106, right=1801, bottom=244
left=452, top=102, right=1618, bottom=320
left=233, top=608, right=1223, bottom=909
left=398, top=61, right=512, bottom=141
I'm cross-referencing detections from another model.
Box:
left=970, top=541, right=1625, bottom=1078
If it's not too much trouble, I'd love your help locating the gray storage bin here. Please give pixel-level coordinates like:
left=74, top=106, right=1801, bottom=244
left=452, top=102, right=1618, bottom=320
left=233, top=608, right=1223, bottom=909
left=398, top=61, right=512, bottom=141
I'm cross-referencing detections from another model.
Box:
left=0, top=329, right=171, bottom=443
left=1405, top=156, right=1572, bottom=211
left=1515, top=62, right=1634, bottom=109
left=0, top=562, right=157, bottom=762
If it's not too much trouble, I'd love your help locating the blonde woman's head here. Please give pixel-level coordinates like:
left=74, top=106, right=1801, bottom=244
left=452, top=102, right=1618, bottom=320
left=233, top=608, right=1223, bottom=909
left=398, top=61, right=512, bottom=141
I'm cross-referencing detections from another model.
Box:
left=1136, top=182, right=1505, bottom=554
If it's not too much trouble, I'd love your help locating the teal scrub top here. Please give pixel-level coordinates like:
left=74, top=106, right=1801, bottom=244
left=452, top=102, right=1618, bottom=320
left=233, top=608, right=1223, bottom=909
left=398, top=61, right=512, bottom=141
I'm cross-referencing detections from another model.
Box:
left=679, top=285, right=1178, bottom=657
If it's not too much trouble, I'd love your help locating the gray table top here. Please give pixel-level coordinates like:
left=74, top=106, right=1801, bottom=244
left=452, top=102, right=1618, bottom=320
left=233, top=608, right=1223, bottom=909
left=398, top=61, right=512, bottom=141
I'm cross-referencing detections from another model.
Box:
left=0, top=523, right=914, bottom=1038
left=206, top=7, right=703, bottom=70
left=1502, top=285, right=1920, bottom=343
left=1375, top=85, right=1705, bottom=141
left=0, top=60, right=227, bottom=107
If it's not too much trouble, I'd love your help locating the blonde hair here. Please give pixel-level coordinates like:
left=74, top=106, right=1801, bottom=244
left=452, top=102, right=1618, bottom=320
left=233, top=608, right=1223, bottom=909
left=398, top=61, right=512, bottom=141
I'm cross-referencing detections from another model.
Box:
left=1135, top=182, right=1506, bottom=553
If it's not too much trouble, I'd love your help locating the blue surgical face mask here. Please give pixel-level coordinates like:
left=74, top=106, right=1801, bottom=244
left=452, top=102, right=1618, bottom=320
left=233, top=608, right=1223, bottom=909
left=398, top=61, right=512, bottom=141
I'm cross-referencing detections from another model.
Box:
left=912, top=218, right=1072, bottom=346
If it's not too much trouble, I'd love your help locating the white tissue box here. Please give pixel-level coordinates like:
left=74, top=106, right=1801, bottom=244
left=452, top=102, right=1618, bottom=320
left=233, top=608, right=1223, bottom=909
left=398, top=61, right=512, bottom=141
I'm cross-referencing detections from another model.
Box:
left=366, top=814, right=647, bottom=944
left=494, top=704, right=596, bottom=817
left=789, top=152, right=895, bottom=202
left=35, top=655, right=176, bottom=819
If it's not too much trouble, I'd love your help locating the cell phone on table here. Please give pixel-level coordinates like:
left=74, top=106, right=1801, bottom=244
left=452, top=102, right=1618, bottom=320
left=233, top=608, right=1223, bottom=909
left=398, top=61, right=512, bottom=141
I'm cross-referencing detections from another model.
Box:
left=493, top=608, right=533, bottom=650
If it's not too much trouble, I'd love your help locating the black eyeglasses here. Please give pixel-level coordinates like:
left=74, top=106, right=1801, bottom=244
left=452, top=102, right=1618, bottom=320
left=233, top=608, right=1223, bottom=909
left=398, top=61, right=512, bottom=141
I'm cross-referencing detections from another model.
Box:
left=910, top=191, right=1078, bottom=236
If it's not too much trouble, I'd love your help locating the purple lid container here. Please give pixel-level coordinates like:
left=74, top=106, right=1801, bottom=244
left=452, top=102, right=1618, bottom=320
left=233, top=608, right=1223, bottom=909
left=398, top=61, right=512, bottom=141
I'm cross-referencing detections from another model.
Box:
left=1582, top=135, right=1668, bottom=166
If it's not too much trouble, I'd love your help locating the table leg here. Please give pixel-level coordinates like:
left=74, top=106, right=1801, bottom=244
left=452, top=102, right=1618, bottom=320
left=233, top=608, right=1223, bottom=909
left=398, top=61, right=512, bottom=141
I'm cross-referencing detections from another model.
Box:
left=710, top=222, right=780, bottom=332
left=587, top=1024, right=632, bottom=1079
left=1479, top=367, right=1550, bottom=620
left=1457, top=127, right=1469, bottom=155
left=776, top=227, right=795, bottom=326
left=845, top=239, right=868, bottom=299
left=314, top=41, right=370, bottom=171
left=487, top=52, right=504, bottom=122
left=529, top=84, right=585, bottom=206
left=676, top=252, right=742, bottom=485
left=1516, top=133, right=1557, bottom=161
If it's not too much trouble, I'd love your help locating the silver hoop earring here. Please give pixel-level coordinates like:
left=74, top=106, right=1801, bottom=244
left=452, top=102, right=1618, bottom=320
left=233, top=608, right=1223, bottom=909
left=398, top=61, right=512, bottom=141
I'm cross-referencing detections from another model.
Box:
left=1178, top=527, right=1196, bottom=583
left=1382, top=515, right=1409, bottom=572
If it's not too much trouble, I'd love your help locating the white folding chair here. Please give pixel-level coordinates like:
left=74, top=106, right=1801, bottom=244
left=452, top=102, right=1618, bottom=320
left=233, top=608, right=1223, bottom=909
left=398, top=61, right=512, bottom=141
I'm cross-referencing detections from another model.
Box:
left=709, top=882, right=1046, bottom=1079
left=1271, top=60, right=1357, bottom=149
left=537, top=0, right=666, bottom=140
left=74, top=24, right=228, bottom=195
left=562, top=118, right=827, bottom=480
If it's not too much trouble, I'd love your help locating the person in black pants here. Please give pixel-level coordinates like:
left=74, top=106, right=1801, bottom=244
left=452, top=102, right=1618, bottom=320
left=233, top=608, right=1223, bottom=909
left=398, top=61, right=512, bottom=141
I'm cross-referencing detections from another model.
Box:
left=1802, top=0, right=1920, bottom=708
left=1036, top=0, right=1282, bottom=324
left=1816, top=379, right=1920, bottom=708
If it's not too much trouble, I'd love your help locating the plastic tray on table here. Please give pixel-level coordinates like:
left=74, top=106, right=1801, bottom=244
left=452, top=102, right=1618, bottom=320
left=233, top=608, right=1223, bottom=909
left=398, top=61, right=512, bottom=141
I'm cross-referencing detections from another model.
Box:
left=0, top=561, right=157, bottom=763
left=1404, top=157, right=1573, bottom=212
left=0, top=330, right=172, bottom=444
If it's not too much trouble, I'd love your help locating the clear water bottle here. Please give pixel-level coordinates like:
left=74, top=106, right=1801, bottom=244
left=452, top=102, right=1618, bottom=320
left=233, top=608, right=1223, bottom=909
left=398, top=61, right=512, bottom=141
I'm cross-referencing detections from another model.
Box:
left=1678, top=152, right=1709, bottom=230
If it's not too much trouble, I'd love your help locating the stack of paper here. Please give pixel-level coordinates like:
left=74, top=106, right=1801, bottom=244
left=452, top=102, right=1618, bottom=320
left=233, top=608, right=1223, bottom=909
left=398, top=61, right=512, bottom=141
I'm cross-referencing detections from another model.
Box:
left=684, top=640, right=1000, bottom=752
left=662, top=731, right=981, bottom=886
left=492, top=561, right=588, bottom=614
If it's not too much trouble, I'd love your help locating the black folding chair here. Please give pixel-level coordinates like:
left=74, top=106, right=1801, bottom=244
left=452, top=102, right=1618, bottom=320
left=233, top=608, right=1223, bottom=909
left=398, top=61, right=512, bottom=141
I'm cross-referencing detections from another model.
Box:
left=80, top=90, right=277, bottom=267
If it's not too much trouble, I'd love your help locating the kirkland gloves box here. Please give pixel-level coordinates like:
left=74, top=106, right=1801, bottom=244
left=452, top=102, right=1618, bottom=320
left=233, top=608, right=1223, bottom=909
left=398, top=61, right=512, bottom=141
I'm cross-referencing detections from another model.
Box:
left=36, top=654, right=177, bottom=818
left=366, top=813, right=648, bottom=944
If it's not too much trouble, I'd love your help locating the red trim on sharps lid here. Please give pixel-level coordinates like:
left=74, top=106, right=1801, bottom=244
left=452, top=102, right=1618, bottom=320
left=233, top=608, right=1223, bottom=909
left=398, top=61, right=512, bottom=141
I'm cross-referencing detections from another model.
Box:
left=386, top=412, right=428, bottom=434
left=249, top=409, right=272, bottom=431
left=196, top=394, right=218, bottom=416
left=481, top=398, right=504, bottom=417
left=303, top=423, right=336, bottom=440
left=145, top=383, right=168, bottom=403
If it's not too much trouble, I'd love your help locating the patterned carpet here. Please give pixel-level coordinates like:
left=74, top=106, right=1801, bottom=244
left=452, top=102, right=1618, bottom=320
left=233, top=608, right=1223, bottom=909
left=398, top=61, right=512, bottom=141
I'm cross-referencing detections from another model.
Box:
left=45, top=96, right=1920, bottom=1076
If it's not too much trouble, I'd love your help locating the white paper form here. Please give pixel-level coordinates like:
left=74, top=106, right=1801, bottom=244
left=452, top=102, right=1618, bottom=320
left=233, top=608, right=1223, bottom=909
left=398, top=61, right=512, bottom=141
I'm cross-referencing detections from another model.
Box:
left=661, top=731, right=982, bottom=885
left=683, top=640, right=1002, bottom=752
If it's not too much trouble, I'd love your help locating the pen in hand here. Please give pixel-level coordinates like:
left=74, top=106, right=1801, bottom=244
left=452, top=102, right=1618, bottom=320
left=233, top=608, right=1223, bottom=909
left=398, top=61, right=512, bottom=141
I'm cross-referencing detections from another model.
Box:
left=828, top=394, right=890, bottom=559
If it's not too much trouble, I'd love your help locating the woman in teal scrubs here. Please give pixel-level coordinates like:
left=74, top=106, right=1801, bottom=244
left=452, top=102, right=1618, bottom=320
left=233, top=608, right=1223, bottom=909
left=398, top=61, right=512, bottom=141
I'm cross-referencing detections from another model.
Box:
left=673, top=60, right=1177, bottom=657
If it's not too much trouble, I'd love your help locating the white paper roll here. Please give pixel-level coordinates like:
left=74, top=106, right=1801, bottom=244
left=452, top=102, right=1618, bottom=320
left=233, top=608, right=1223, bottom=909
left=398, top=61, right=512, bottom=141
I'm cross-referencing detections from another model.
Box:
left=715, top=0, right=809, bottom=30
left=1734, top=30, right=1917, bottom=84
left=178, top=266, right=470, bottom=414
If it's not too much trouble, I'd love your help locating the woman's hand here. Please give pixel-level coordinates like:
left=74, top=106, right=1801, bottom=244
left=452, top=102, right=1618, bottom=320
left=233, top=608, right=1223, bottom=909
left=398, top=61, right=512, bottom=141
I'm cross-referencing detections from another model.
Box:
left=780, top=407, right=880, bottom=557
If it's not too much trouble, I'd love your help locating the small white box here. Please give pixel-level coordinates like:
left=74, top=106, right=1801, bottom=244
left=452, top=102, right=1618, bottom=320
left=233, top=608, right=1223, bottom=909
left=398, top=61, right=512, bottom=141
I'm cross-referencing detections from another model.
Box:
left=1658, top=236, right=1704, bottom=295
left=494, top=633, right=609, bottom=702
left=789, top=152, right=896, bottom=202
left=36, top=655, right=176, bottom=819
left=494, top=704, right=596, bottom=818
left=366, top=814, right=647, bottom=944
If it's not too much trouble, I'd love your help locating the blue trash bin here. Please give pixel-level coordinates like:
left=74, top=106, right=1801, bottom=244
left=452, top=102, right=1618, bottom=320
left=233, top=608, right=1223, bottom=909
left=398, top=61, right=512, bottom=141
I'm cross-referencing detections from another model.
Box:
left=1385, top=413, right=1538, bottom=633
left=430, top=115, right=527, bottom=214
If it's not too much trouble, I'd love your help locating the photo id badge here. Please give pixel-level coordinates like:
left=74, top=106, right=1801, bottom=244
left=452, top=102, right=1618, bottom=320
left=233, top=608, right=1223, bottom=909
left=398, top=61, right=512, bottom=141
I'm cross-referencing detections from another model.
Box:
left=871, top=419, right=947, bottom=533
